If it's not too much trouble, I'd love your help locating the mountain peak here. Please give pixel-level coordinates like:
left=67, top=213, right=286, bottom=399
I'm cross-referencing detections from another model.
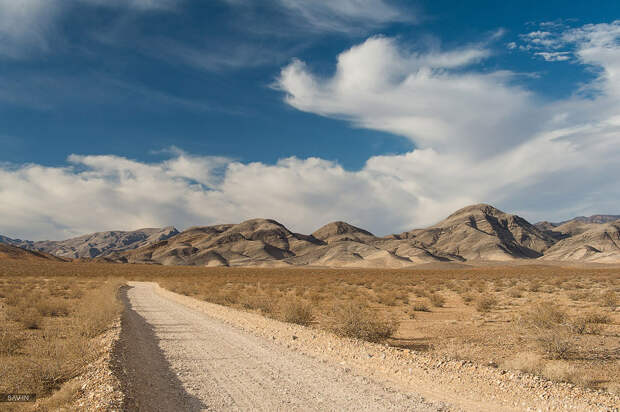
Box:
left=445, top=203, right=505, bottom=220
left=312, top=221, right=374, bottom=242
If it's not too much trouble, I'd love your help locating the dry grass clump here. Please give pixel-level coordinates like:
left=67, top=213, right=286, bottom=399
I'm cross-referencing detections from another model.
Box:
left=0, top=330, right=22, bottom=355
left=412, top=286, right=429, bottom=298
left=428, top=293, right=446, bottom=308
left=475, top=294, right=497, bottom=312
left=516, top=302, right=574, bottom=359
left=600, top=289, right=617, bottom=311
left=535, top=329, right=573, bottom=360
left=503, top=351, right=544, bottom=374
left=280, top=299, right=314, bottom=326
left=542, top=362, right=594, bottom=387
left=412, top=300, right=431, bottom=312
left=582, top=311, right=611, bottom=324
left=327, top=301, right=398, bottom=343
left=9, top=307, right=44, bottom=329
left=460, top=292, right=475, bottom=304
left=568, top=290, right=588, bottom=301
left=376, top=291, right=398, bottom=306
left=240, top=293, right=275, bottom=314
left=36, top=297, right=71, bottom=317
left=518, top=301, right=567, bottom=329
left=505, top=287, right=523, bottom=298
left=72, top=281, right=123, bottom=338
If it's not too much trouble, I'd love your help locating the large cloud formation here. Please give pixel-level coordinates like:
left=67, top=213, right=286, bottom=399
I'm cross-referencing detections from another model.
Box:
left=1, top=21, right=619, bottom=240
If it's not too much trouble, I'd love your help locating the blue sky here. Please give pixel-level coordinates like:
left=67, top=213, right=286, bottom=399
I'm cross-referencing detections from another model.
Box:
left=1, top=1, right=619, bottom=240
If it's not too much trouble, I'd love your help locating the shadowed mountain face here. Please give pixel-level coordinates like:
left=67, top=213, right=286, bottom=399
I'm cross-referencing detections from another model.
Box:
left=1, top=227, right=179, bottom=259
left=2, top=205, right=620, bottom=266
left=390, top=204, right=555, bottom=261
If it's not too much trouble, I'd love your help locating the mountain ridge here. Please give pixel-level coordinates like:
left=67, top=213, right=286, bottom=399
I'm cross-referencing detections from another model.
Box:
left=2, top=205, right=619, bottom=266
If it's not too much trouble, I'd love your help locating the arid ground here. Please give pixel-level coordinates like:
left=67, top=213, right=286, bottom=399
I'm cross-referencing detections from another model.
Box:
left=0, top=261, right=618, bottom=410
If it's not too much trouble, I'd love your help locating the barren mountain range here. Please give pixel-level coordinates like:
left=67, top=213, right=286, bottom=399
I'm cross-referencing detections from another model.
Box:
left=2, top=204, right=619, bottom=266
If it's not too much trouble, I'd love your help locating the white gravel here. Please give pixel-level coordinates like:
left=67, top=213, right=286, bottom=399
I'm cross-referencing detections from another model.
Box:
left=116, top=282, right=444, bottom=411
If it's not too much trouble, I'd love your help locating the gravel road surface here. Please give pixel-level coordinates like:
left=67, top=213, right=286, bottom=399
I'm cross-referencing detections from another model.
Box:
left=114, top=282, right=443, bottom=411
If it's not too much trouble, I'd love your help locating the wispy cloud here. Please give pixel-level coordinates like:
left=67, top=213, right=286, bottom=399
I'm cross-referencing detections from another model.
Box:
left=0, top=72, right=213, bottom=112
left=222, top=0, right=414, bottom=36
left=0, top=0, right=61, bottom=58
left=0, top=0, right=178, bottom=59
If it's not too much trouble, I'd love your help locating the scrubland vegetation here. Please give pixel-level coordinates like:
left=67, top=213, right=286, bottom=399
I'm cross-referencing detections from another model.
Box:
left=1, top=260, right=618, bottom=395
left=0, top=268, right=123, bottom=411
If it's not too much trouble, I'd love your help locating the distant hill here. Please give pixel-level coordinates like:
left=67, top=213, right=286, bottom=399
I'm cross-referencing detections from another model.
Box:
left=541, top=219, right=620, bottom=263
left=535, top=214, right=620, bottom=242
left=559, top=215, right=620, bottom=225
left=3, top=206, right=619, bottom=266
left=0, top=227, right=179, bottom=259
left=0, top=243, right=65, bottom=262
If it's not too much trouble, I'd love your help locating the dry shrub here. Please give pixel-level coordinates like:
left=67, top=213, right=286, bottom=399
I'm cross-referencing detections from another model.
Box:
left=503, top=351, right=544, bottom=374
left=240, top=294, right=274, bottom=314
left=412, top=299, right=431, bottom=312
left=582, top=311, right=611, bottom=324
left=528, top=281, right=541, bottom=292
left=506, top=287, right=523, bottom=298
left=376, top=291, right=397, bottom=306
left=518, top=302, right=567, bottom=329
left=0, top=330, right=22, bottom=355
left=471, top=280, right=487, bottom=293
left=475, top=294, right=497, bottom=312
left=72, top=280, right=123, bottom=338
left=429, top=293, right=446, bottom=307
left=568, top=316, right=604, bottom=335
left=568, top=291, right=588, bottom=301
left=36, top=298, right=71, bottom=317
left=327, top=301, right=398, bottom=343
left=280, top=299, right=314, bottom=326
left=542, top=361, right=593, bottom=387
left=27, top=333, right=94, bottom=393
left=600, top=289, right=617, bottom=311
left=9, top=307, right=44, bottom=329
left=535, top=329, right=573, bottom=359
left=460, top=292, right=475, bottom=304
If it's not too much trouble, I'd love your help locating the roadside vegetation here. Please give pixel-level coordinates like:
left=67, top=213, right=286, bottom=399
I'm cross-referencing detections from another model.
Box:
left=1, top=260, right=618, bottom=394
left=0, top=271, right=123, bottom=411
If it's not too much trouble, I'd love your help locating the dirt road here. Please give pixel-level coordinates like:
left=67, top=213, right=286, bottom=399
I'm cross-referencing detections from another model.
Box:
left=113, top=282, right=443, bottom=411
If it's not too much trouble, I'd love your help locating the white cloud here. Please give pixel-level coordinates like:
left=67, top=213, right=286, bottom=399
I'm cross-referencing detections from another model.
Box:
left=276, top=36, right=538, bottom=157
left=0, top=153, right=412, bottom=240
left=535, top=51, right=571, bottom=61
